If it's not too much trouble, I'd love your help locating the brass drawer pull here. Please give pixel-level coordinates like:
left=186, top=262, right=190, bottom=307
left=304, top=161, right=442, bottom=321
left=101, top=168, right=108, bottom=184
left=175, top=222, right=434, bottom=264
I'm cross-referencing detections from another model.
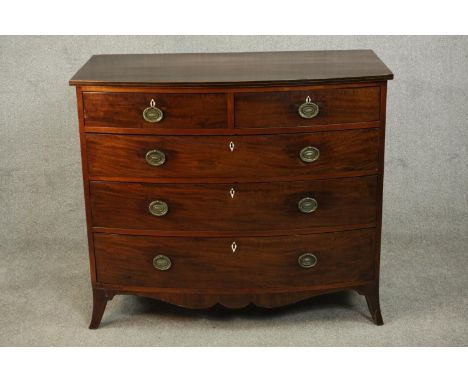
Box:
left=143, top=99, right=164, bottom=123
left=298, top=253, right=317, bottom=268
left=153, top=255, right=172, bottom=271
left=148, top=200, right=169, bottom=216
left=145, top=149, right=166, bottom=166
left=298, top=197, right=318, bottom=213
left=298, top=96, right=319, bottom=119
left=299, top=146, right=320, bottom=163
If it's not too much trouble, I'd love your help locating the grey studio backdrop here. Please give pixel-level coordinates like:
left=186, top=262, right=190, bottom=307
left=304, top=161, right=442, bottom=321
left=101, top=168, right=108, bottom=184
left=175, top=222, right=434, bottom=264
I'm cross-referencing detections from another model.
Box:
left=0, top=36, right=466, bottom=346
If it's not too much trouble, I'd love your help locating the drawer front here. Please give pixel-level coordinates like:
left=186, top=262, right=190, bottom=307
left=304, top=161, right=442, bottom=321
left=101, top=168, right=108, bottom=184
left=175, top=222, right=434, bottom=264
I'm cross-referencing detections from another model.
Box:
left=94, top=229, right=376, bottom=289
left=90, top=176, right=378, bottom=232
left=86, top=129, right=379, bottom=180
left=83, top=92, right=227, bottom=129
left=235, top=86, right=380, bottom=128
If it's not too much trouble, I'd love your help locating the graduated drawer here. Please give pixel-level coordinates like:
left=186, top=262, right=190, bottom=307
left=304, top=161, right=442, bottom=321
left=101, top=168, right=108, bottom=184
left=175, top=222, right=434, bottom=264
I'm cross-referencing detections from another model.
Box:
left=94, top=229, right=376, bottom=289
left=83, top=92, right=227, bottom=129
left=86, top=129, right=379, bottom=180
left=235, top=86, right=380, bottom=128
left=90, top=176, right=378, bottom=232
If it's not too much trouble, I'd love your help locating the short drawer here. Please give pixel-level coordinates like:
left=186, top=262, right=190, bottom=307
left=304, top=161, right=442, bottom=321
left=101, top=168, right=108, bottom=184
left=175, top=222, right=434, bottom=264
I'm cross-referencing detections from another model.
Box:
left=90, top=176, right=378, bottom=232
left=83, top=92, right=227, bottom=129
left=94, top=229, right=376, bottom=289
left=235, top=86, right=380, bottom=128
left=86, top=129, right=380, bottom=180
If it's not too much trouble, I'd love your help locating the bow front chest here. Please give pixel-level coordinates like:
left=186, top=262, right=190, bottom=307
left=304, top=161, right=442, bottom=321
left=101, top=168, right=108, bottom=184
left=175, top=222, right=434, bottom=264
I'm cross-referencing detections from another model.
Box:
left=70, top=50, right=393, bottom=328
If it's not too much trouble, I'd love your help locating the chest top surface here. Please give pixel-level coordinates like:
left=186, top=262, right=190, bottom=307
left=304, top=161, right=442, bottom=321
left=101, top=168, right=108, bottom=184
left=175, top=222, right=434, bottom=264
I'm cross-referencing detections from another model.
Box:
left=69, top=50, right=393, bottom=87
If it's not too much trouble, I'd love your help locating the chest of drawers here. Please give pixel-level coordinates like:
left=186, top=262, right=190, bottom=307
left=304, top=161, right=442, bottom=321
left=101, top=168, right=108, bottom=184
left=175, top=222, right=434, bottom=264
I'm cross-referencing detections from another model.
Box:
left=70, top=50, right=393, bottom=329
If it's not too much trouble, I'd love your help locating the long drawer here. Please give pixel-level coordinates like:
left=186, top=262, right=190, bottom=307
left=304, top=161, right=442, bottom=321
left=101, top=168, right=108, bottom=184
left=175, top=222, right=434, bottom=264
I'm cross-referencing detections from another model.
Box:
left=90, top=176, right=378, bottom=232
left=86, top=129, right=380, bottom=180
left=94, top=229, right=376, bottom=289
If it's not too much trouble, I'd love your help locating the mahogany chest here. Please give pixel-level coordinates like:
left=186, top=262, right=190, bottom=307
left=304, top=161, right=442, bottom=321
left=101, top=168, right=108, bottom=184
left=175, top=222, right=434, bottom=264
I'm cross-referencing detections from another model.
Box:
left=70, top=50, right=393, bottom=328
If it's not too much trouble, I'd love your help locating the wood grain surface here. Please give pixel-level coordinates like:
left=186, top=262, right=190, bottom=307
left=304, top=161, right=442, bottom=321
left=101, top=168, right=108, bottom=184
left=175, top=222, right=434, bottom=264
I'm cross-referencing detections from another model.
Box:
left=90, top=176, right=378, bottom=232
left=70, top=50, right=393, bottom=87
left=86, top=129, right=380, bottom=181
left=69, top=53, right=392, bottom=327
left=94, top=229, right=376, bottom=289
left=83, top=92, right=227, bottom=129
left=235, top=86, right=380, bottom=128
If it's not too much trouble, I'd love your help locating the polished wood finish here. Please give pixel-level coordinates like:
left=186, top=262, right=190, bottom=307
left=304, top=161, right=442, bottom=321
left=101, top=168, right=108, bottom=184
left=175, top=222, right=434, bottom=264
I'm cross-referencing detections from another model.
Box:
left=235, top=86, right=380, bottom=128
left=70, top=51, right=393, bottom=328
left=70, top=50, right=393, bottom=87
left=90, top=177, right=378, bottom=232
left=75, top=87, right=97, bottom=284
left=92, top=223, right=377, bottom=238
left=86, top=129, right=380, bottom=181
left=84, top=121, right=380, bottom=136
left=89, top=288, right=111, bottom=329
left=355, top=282, right=383, bottom=325
left=83, top=92, right=227, bottom=129
left=89, top=287, right=368, bottom=310
left=94, top=229, right=375, bottom=289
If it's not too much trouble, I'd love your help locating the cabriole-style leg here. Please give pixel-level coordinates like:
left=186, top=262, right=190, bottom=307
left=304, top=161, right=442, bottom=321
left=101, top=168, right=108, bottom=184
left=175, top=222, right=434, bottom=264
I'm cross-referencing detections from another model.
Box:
left=89, top=288, right=108, bottom=329
left=355, top=282, right=384, bottom=326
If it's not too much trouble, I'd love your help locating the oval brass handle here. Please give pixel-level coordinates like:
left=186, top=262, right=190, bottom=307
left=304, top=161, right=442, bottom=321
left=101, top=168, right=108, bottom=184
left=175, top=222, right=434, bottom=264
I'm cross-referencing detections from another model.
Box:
left=298, top=197, right=318, bottom=213
left=153, top=255, right=172, bottom=271
left=298, top=96, right=319, bottom=119
left=299, top=146, right=320, bottom=163
left=148, top=200, right=169, bottom=216
left=298, top=253, right=317, bottom=268
left=143, top=99, right=164, bottom=123
left=145, top=149, right=166, bottom=166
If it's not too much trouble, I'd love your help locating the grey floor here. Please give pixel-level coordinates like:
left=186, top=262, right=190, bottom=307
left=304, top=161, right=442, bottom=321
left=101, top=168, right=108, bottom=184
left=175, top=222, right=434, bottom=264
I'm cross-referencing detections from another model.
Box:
left=1, top=224, right=466, bottom=346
